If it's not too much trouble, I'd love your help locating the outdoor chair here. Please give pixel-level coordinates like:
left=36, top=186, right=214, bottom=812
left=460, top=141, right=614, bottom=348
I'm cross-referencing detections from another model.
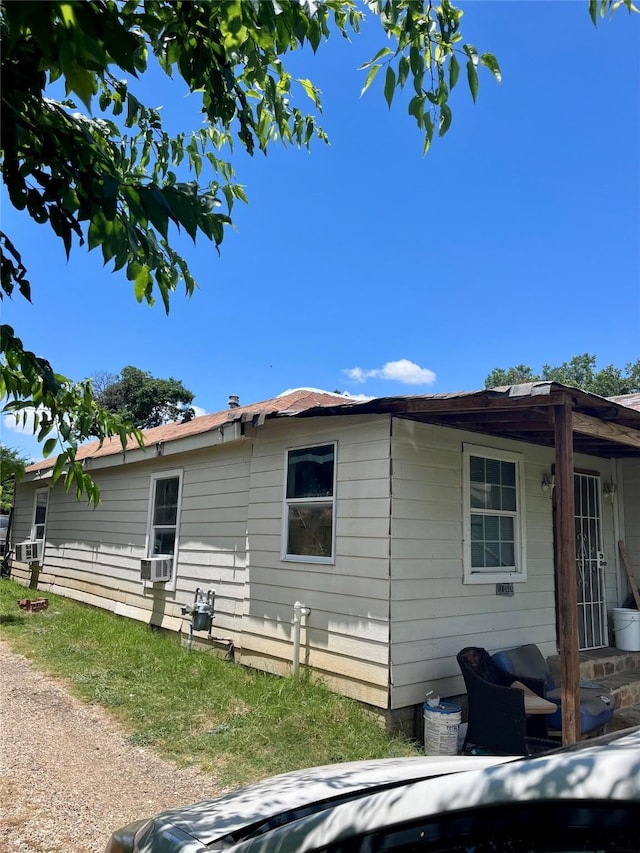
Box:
left=492, top=643, right=614, bottom=736
left=457, top=647, right=558, bottom=756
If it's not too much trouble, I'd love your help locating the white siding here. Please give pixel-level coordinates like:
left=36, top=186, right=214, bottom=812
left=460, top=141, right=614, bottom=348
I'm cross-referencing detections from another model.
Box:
left=238, top=415, right=392, bottom=707
left=389, top=418, right=620, bottom=709
left=11, top=410, right=632, bottom=717
left=620, top=458, right=640, bottom=600
left=13, top=444, right=252, bottom=637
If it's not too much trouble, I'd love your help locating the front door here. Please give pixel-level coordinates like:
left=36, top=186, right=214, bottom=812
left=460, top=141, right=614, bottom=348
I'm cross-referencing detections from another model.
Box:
left=575, top=472, right=607, bottom=649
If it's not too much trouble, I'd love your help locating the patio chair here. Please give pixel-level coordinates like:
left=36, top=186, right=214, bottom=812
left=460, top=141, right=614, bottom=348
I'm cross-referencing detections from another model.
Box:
left=492, top=644, right=614, bottom=736
left=457, top=647, right=558, bottom=756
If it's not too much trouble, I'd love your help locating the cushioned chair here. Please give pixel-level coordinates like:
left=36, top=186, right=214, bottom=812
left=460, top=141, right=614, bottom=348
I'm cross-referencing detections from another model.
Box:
left=492, top=644, right=614, bottom=736
left=457, top=647, right=557, bottom=756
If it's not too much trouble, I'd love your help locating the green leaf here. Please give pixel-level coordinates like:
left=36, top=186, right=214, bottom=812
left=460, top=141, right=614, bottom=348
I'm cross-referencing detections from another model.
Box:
left=384, top=66, right=396, bottom=109
left=449, top=54, right=460, bottom=89
left=358, top=46, right=393, bottom=70
left=464, top=44, right=479, bottom=66
left=42, top=437, right=58, bottom=458
left=164, top=187, right=199, bottom=241
left=480, top=53, right=502, bottom=83
left=408, top=94, right=425, bottom=125
left=360, top=63, right=381, bottom=97
left=398, top=56, right=410, bottom=88
left=589, top=0, right=598, bottom=24
left=466, top=59, right=479, bottom=103
left=422, top=113, right=434, bottom=155
left=51, top=453, right=68, bottom=485
left=297, top=78, right=321, bottom=109
left=133, top=265, right=151, bottom=302
left=64, top=64, right=96, bottom=110
left=439, top=103, right=452, bottom=137
left=140, top=187, right=176, bottom=240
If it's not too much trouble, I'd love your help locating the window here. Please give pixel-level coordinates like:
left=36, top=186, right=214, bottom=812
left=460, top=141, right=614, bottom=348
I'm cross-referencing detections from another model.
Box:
left=146, top=471, right=183, bottom=581
left=463, top=445, right=526, bottom=584
left=31, top=488, right=49, bottom=542
left=283, top=443, right=336, bottom=562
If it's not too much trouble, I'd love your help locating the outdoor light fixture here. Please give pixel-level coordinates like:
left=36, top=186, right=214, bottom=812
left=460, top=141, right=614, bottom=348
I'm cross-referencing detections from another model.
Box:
left=603, top=482, right=617, bottom=503
left=541, top=473, right=555, bottom=495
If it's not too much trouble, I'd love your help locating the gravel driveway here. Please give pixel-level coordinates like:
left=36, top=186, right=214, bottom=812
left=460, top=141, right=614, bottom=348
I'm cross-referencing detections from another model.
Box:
left=0, top=640, right=222, bottom=853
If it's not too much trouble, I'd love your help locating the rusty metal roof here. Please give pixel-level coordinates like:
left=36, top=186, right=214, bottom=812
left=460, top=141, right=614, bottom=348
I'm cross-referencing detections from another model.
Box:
left=26, top=382, right=640, bottom=474
left=293, top=382, right=640, bottom=458
left=26, top=389, right=356, bottom=473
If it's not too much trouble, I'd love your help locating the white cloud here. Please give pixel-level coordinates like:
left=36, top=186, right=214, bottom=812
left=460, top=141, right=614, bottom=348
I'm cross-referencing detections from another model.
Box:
left=3, top=407, right=45, bottom=437
left=190, top=405, right=208, bottom=418
left=343, top=359, right=436, bottom=386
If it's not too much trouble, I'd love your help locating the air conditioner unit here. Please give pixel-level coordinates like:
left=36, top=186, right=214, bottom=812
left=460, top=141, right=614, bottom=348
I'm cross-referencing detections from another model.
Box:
left=15, top=540, right=43, bottom=563
left=140, top=556, right=173, bottom=583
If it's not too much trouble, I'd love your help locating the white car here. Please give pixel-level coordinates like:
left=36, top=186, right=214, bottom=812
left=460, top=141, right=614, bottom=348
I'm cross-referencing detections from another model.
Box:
left=106, top=727, right=639, bottom=853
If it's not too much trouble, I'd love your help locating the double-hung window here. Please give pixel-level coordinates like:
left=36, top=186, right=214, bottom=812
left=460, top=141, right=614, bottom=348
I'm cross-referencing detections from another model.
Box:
left=146, top=471, right=183, bottom=584
left=463, top=444, right=526, bottom=584
left=31, top=488, right=49, bottom=542
left=283, top=443, right=336, bottom=563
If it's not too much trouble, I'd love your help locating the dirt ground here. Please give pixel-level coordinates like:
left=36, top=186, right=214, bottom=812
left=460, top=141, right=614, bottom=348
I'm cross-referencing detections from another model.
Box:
left=0, top=640, right=222, bottom=853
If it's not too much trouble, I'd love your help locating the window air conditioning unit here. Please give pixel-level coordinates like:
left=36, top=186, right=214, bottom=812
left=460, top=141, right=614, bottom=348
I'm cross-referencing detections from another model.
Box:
left=15, top=540, right=43, bottom=563
left=140, top=556, right=173, bottom=583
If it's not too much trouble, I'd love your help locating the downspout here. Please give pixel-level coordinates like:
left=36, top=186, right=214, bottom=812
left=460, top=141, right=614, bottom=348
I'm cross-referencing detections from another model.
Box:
left=292, top=601, right=310, bottom=676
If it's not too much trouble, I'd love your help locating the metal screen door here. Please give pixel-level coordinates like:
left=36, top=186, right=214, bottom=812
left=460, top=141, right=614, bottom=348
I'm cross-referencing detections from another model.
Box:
left=575, top=472, right=607, bottom=649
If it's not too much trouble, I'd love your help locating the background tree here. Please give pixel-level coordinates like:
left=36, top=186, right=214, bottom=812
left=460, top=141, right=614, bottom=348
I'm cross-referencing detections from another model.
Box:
left=91, top=370, right=119, bottom=398
left=485, top=354, right=640, bottom=396
left=95, top=366, right=195, bottom=429
left=0, top=0, right=634, bottom=501
left=0, top=444, right=29, bottom=512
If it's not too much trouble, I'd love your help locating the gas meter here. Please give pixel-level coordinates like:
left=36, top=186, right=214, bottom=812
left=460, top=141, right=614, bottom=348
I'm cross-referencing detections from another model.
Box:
left=182, top=588, right=215, bottom=636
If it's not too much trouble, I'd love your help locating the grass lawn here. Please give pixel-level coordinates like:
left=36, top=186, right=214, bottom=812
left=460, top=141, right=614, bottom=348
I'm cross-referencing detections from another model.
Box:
left=0, top=580, right=420, bottom=789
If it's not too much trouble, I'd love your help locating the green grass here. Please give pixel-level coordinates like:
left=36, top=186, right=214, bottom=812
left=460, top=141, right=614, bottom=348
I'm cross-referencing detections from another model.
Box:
left=0, top=580, right=419, bottom=788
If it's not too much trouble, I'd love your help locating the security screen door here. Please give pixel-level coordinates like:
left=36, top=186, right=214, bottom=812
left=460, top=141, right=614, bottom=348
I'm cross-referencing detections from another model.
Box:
left=575, top=472, right=607, bottom=650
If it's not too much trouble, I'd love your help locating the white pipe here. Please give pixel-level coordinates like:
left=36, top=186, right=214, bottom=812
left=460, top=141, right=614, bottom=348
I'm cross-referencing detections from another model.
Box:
left=292, top=600, right=311, bottom=676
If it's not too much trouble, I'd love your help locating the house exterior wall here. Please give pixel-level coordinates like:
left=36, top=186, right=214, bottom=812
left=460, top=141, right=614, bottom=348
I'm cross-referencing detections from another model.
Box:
left=11, top=442, right=253, bottom=638
left=10, top=411, right=632, bottom=716
left=620, top=458, right=640, bottom=599
left=389, top=418, right=621, bottom=711
left=11, top=414, right=394, bottom=708
left=238, top=414, right=392, bottom=708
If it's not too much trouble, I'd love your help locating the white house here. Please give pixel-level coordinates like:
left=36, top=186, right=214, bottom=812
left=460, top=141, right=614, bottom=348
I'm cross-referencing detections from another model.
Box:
left=10, top=383, right=640, bottom=732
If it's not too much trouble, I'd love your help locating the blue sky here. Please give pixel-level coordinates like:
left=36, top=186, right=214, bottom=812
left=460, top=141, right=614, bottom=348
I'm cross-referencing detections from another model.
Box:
left=2, top=1, right=639, bottom=460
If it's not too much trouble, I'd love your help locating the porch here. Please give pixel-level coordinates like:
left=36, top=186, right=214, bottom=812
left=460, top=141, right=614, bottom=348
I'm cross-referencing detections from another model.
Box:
left=548, top=646, right=640, bottom=731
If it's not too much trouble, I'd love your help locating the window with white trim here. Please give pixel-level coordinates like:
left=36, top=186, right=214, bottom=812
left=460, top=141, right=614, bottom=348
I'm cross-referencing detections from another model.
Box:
left=31, top=488, right=49, bottom=542
left=463, top=445, right=526, bottom=584
left=146, top=471, right=183, bottom=565
left=283, top=443, right=336, bottom=562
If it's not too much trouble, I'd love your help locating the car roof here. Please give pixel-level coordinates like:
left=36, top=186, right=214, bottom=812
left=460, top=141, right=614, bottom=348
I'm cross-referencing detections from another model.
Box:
left=141, top=754, right=513, bottom=847
left=232, top=727, right=640, bottom=853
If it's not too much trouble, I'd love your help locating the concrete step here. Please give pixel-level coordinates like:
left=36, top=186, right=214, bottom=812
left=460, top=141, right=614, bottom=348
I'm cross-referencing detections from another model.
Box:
left=547, top=648, right=640, bottom=710
left=609, top=703, right=640, bottom=732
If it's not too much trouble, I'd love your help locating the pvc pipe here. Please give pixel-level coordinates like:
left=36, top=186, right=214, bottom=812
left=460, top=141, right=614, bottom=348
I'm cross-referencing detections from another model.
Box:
left=292, top=600, right=310, bottom=676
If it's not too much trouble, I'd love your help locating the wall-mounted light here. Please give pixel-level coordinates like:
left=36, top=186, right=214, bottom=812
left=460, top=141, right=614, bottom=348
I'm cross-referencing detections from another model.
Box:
left=603, top=482, right=617, bottom=503
left=541, top=473, right=555, bottom=495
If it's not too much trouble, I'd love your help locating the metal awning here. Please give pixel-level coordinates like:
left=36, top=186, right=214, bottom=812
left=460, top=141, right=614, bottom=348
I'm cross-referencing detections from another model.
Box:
left=292, top=382, right=640, bottom=457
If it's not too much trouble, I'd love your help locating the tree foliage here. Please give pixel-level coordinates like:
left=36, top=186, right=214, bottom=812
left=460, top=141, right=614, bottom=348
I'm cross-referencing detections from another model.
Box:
left=95, top=366, right=195, bottom=429
left=0, top=444, right=30, bottom=512
left=0, top=0, right=636, bottom=502
left=485, top=354, right=640, bottom=397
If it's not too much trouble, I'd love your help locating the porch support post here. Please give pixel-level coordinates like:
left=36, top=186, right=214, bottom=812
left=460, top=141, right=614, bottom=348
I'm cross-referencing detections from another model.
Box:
left=554, top=399, right=581, bottom=745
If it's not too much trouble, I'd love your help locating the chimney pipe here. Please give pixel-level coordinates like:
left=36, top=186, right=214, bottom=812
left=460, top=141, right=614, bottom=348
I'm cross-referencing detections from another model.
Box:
left=228, top=394, right=240, bottom=409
